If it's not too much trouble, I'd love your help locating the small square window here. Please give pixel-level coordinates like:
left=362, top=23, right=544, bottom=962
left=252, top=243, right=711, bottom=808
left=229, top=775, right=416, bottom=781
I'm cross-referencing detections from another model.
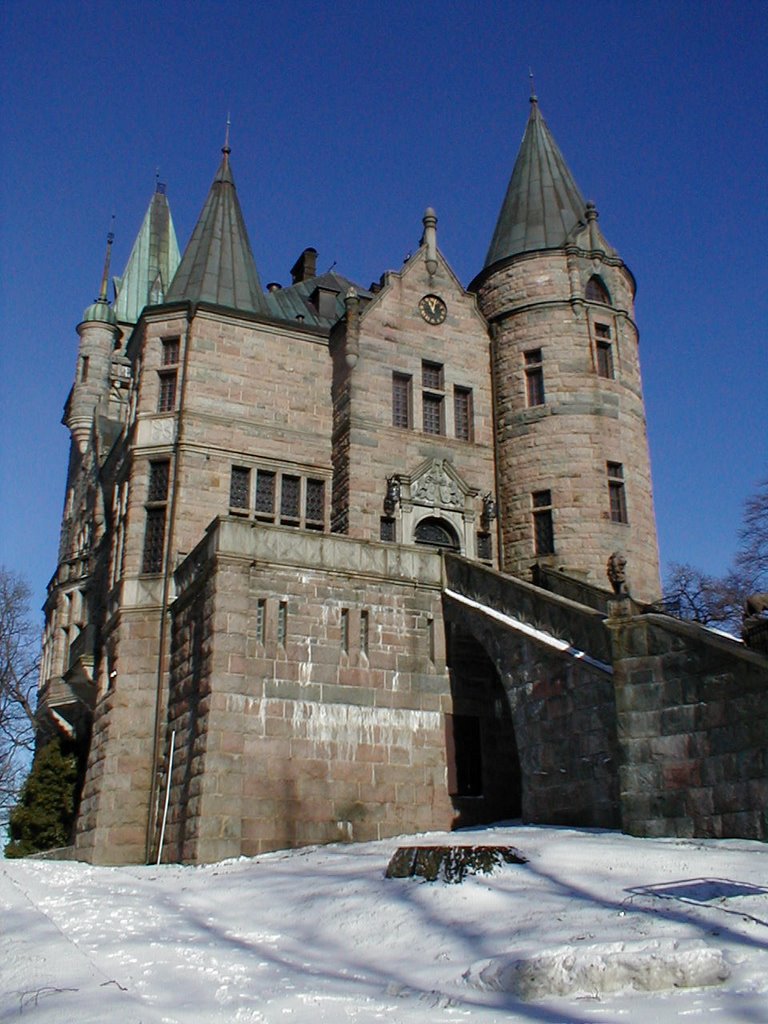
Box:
left=422, top=360, right=444, bottom=390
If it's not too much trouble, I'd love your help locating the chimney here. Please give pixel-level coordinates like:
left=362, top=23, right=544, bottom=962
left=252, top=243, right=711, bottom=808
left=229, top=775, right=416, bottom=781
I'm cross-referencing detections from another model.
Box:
left=290, top=247, right=318, bottom=284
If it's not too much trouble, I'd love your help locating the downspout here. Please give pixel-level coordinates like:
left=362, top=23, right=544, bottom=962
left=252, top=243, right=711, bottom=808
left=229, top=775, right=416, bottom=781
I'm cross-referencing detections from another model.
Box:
left=145, top=303, right=195, bottom=863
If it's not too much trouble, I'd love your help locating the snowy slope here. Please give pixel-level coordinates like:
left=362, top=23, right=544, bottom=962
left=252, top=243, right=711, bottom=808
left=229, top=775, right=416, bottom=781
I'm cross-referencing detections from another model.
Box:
left=2, top=825, right=767, bottom=1023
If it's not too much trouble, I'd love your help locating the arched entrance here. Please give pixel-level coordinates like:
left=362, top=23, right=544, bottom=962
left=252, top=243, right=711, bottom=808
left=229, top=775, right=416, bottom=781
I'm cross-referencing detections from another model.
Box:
left=445, top=624, right=522, bottom=828
left=414, top=516, right=460, bottom=551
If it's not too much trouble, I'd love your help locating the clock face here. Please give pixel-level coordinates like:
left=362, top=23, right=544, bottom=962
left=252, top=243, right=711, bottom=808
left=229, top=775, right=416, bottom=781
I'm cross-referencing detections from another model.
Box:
left=418, top=294, right=447, bottom=325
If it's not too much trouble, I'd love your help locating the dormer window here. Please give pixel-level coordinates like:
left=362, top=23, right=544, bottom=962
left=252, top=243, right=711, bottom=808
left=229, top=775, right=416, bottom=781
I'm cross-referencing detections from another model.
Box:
left=586, top=276, right=611, bottom=305
left=310, top=285, right=340, bottom=319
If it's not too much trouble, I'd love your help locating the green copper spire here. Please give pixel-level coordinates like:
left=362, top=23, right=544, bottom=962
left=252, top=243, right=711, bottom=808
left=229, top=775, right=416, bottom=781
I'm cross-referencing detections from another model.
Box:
left=114, top=183, right=181, bottom=324
left=484, top=97, right=589, bottom=268
left=166, top=138, right=268, bottom=315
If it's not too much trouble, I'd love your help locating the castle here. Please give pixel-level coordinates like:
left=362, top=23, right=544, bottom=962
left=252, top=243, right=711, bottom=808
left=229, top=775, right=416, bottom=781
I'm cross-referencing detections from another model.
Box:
left=39, top=97, right=767, bottom=865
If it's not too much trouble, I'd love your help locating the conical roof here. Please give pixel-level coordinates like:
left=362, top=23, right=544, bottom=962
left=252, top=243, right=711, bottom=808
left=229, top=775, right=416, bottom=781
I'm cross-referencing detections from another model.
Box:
left=484, top=98, right=588, bottom=268
left=114, top=185, right=181, bottom=324
left=166, top=147, right=268, bottom=314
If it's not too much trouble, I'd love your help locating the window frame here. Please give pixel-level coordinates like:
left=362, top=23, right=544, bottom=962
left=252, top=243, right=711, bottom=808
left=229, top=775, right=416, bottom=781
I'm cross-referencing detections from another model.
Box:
left=524, top=349, right=545, bottom=407
left=532, top=489, right=555, bottom=556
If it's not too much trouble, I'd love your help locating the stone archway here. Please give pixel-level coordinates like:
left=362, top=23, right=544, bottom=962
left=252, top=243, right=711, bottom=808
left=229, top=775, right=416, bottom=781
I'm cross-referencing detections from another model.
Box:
left=445, top=623, right=522, bottom=828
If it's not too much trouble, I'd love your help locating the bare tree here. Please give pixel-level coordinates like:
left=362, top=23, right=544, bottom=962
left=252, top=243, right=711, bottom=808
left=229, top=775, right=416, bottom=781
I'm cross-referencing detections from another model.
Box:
left=663, top=479, right=768, bottom=635
left=0, top=568, right=39, bottom=827
left=733, top=478, right=768, bottom=594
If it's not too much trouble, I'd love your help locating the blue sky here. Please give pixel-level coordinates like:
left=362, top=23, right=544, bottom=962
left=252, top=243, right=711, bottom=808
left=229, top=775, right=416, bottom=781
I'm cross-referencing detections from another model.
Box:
left=1, top=0, right=766, bottom=617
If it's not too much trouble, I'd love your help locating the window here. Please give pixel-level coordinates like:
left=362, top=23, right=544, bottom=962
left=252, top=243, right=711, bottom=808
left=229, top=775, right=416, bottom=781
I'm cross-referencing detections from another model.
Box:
left=305, top=479, right=325, bottom=528
left=277, top=601, right=288, bottom=647
left=586, top=276, right=611, bottom=304
left=147, top=460, right=170, bottom=503
left=532, top=489, right=554, bottom=556
left=340, top=608, right=349, bottom=652
left=392, top=373, right=412, bottom=429
left=607, top=462, right=628, bottom=523
left=454, top=386, right=473, bottom=441
left=422, top=393, right=443, bottom=434
left=143, top=461, right=170, bottom=573
left=158, top=371, right=177, bottom=412
left=414, top=517, right=459, bottom=550
left=280, top=475, right=301, bottom=524
left=428, top=616, right=435, bottom=663
left=255, top=470, right=276, bottom=518
left=422, top=361, right=445, bottom=435
left=229, top=466, right=250, bottom=510
left=256, top=599, right=266, bottom=645
left=142, top=508, right=166, bottom=573
left=525, top=349, right=545, bottom=407
left=422, top=361, right=443, bottom=390
left=477, top=532, right=492, bottom=561
left=80, top=355, right=89, bottom=383
left=158, top=337, right=180, bottom=413
left=595, top=323, right=614, bottom=379
left=360, top=611, right=369, bottom=655
left=162, top=337, right=180, bottom=365
left=380, top=517, right=396, bottom=542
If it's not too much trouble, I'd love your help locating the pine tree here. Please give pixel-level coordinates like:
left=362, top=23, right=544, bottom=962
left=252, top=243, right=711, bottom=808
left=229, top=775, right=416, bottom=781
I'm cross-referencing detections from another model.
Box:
left=4, top=739, right=78, bottom=857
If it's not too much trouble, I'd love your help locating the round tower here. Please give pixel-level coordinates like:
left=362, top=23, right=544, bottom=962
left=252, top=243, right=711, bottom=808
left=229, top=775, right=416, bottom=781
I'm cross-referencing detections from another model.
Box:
left=471, top=97, right=660, bottom=602
left=65, top=231, right=120, bottom=452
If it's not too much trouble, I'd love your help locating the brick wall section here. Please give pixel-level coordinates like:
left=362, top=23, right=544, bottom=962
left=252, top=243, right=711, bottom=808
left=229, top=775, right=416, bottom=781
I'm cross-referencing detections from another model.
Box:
left=163, top=520, right=454, bottom=863
left=475, top=249, right=660, bottom=603
left=608, top=604, right=768, bottom=839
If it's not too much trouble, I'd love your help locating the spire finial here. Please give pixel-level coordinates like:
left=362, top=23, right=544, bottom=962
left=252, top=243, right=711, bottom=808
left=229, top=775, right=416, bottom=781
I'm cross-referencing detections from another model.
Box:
left=529, top=68, right=537, bottom=104
left=223, top=113, right=231, bottom=155
left=97, top=215, right=116, bottom=303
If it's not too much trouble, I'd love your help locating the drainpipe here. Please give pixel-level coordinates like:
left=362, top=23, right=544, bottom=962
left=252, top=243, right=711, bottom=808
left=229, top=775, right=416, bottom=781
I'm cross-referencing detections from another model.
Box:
left=145, top=303, right=194, bottom=863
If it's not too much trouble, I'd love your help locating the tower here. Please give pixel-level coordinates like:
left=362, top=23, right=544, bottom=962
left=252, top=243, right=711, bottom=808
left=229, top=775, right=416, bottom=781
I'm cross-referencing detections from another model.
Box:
left=471, top=94, right=660, bottom=602
left=64, top=231, right=120, bottom=453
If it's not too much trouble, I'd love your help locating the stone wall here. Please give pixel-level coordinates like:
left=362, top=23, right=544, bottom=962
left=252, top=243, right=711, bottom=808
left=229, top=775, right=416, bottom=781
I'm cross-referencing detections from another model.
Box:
left=162, top=520, right=455, bottom=863
left=608, top=606, right=768, bottom=840
left=443, top=556, right=621, bottom=828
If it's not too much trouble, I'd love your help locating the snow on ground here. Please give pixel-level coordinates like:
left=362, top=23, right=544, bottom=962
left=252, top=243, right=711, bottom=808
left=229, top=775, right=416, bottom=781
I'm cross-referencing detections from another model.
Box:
left=2, top=825, right=767, bottom=1023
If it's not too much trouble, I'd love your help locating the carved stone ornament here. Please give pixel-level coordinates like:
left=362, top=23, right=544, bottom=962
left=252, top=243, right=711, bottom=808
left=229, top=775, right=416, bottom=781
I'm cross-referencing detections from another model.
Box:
left=606, top=551, right=628, bottom=595
left=412, top=463, right=463, bottom=509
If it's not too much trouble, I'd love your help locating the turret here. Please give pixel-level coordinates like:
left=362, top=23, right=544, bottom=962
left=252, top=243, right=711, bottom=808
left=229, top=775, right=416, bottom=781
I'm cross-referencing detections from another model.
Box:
left=65, top=230, right=121, bottom=452
left=471, top=95, right=660, bottom=602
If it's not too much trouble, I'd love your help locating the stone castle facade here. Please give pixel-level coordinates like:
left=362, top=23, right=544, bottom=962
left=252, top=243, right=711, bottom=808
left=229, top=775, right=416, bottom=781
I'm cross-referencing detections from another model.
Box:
left=39, top=98, right=767, bottom=865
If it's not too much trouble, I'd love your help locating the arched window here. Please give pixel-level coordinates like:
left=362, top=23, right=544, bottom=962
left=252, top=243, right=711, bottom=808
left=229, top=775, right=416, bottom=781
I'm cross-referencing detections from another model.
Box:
left=585, top=275, right=611, bottom=305
left=414, top=517, right=460, bottom=551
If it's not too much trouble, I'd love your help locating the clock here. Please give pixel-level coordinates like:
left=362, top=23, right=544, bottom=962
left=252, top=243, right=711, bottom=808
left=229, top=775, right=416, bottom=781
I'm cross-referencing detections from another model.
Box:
left=418, top=294, right=447, bottom=325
